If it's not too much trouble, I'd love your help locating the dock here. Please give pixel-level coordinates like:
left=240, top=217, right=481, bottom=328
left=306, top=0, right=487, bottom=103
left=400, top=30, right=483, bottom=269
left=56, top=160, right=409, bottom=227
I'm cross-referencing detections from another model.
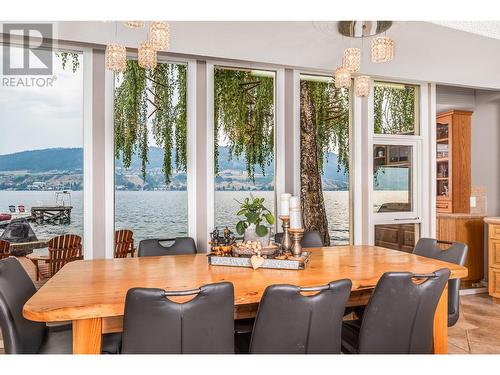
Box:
left=31, top=206, right=72, bottom=225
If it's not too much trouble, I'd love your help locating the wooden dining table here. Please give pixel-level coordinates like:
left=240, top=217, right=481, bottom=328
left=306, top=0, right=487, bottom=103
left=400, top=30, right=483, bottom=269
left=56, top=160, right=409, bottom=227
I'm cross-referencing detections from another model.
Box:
left=23, top=245, right=467, bottom=354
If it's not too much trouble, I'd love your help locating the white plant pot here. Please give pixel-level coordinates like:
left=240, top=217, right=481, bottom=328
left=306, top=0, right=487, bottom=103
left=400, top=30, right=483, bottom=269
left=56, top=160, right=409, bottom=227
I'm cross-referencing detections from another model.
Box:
left=244, top=223, right=271, bottom=247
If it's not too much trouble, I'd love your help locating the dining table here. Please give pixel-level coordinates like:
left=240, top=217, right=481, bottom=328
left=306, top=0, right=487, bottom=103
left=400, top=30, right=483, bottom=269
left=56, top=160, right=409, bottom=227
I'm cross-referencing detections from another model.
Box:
left=23, top=245, right=468, bottom=354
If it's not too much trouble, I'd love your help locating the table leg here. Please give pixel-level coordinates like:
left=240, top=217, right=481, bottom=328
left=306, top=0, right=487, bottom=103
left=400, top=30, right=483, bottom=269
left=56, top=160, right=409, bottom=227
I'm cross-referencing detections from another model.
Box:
left=433, top=286, right=448, bottom=354
left=72, top=318, right=102, bottom=354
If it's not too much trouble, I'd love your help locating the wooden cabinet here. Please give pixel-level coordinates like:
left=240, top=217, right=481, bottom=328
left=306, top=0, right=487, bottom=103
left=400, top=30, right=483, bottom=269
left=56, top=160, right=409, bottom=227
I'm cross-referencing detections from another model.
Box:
left=485, top=218, right=500, bottom=303
left=436, top=110, right=472, bottom=213
left=374, top=224, right=418, bottom=253
left=437, top=214, right=485, bottom=288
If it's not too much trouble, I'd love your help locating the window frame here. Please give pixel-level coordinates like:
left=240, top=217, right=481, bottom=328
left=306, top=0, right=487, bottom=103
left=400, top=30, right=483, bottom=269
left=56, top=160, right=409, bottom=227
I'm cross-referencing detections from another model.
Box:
left=294, top=70, right=354, bottom=246
left=206, top=60, right=285, bottom=237
left=367, top=77, right=432, bottom=246
left=105, top=54, right=197, bottom=258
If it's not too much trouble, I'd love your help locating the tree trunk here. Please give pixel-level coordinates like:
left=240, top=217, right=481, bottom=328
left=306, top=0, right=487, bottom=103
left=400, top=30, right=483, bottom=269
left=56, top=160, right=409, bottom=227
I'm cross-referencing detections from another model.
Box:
left=300, top=81, right=331, bottom=246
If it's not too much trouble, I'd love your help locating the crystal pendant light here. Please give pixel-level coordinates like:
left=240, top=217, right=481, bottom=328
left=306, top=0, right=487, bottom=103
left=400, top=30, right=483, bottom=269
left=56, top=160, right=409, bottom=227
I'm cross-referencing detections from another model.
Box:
left=125, top=21, right=145, bottom=29
left=355, top=76, right=371, bottom=97
left=371, top=36, right=395, bottom=63
left=105, top=44, right=126, bottom=73
left=138, top=41, right=157, bottom=70
left=149, top=21, right=170, bottom=51
left=334, top=66, right=351, bottom=88
left=343, top=47, right=361, bottom=73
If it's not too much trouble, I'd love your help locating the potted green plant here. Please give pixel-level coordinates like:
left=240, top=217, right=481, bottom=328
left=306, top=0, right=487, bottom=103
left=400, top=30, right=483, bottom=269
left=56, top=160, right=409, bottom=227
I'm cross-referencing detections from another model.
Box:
left=235, top=195, right=275, bottom=247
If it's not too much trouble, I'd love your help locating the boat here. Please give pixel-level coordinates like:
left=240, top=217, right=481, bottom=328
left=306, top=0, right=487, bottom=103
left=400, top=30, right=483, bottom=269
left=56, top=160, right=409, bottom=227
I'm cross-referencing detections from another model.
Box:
left=0, top=213, right=12, bottom=228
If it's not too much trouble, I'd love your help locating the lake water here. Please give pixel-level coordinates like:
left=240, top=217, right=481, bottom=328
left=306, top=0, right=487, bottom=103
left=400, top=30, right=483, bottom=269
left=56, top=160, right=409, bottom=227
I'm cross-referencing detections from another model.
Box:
left=0, top=190, right=408, bottom=246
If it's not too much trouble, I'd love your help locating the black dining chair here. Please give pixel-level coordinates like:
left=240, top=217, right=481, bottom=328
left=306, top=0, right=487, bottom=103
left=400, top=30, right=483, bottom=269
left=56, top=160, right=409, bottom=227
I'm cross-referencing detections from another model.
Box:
left=341, top=268, right=450, bottom=354
left=121, top=282, right=234, bottom=354
left=248, top=279, right=352, bottom=354
left=274, top=231, right=323, bottom=248
left=413, top=238, right=468, bottom=327
left=0, top=257, right=121, bottom=354
left=138, top=237, right=197, bottom=257
left=235, top=231, right=324, bottom=352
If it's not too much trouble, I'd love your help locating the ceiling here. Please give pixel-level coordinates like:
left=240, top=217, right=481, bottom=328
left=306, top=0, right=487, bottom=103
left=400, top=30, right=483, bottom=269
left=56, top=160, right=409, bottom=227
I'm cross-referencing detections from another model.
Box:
left=51, top=21, right=500, bottom=89
left=432, top=21, right=500, bottom=40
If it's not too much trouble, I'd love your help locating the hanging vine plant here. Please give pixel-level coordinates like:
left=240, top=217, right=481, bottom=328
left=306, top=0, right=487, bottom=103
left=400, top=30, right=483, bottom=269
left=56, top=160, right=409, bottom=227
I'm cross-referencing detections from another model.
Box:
left=374, top=83, right=416, bottom=134
left=114, top=60, right=187, bottom=184
left=214, top=68, right=274, bottom=181
left=57, top=51, right=80, bottom=72
left=304, top=78, right=350, bottom=174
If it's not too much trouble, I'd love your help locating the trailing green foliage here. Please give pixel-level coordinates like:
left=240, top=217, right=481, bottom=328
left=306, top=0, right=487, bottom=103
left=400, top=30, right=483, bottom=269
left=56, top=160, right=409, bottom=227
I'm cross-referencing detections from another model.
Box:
left=114, top=60, right=187, bottom=183
left=56, top=52, right=80, bottom=72
left=214, top=68, right=274, bottom=181
left=235, top=195, right=275, bottom=236
left=303, top=79, right=350, bottom=174
left=374, top=83, right=417, bottom=134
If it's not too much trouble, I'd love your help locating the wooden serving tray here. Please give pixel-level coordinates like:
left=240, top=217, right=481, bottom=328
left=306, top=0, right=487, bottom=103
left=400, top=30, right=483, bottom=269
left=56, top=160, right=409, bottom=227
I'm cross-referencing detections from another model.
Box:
left=207, top=252, right=310, bottom=270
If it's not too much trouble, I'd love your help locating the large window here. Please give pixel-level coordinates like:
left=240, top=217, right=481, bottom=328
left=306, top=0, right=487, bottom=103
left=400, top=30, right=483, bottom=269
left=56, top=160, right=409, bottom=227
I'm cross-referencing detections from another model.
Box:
left=374, top=81, right=419, bottom=135
left=373, top=144, right=413, bottom=213
left=213, top=66, right=276, bottom=232
left=0, top=46, right=84, bottom=248
left=299, top=74, right=351, bottom=245
left=114, top=60, right=188, bottom=243
left=372, top=80, right=422, bottom=250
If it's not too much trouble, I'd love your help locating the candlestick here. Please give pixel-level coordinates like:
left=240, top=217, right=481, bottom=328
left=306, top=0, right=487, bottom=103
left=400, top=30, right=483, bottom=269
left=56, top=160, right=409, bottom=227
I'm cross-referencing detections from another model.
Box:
left=279, top=215, right=292, bottom=252
left=280, top=193, right=291, bottom=216
left=289, top=228, right=305, bottom=257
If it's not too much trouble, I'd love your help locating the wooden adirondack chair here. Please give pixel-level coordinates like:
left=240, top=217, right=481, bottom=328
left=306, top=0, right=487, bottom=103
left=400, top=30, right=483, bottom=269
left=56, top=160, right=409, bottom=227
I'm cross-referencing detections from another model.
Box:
left=114, top=229, right=136, bottom=258
left=0, top=240, right=10, bottom=259
left=31, top=234, right=83, bottom=281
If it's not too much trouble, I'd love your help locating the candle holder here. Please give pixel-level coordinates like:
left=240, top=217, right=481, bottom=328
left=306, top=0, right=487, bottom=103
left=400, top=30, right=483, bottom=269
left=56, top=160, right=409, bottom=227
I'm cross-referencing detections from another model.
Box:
left=279, top=215, right=292, bottom=253
left=289, top=228, right=305, bottom=257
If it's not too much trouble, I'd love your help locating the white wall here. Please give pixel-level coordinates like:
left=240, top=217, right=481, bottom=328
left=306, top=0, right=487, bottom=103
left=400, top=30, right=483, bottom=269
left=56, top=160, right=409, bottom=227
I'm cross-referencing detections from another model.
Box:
left=53, top=21, right=500, bottom=90
left=472, top=92, right=500, bottom=216
left=437, top=85, right=500, bottom=216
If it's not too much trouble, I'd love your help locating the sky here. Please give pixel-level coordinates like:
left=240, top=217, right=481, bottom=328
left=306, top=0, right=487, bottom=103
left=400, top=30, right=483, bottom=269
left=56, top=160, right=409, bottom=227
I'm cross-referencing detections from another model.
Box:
left=0, top=46, right=84, bottom=155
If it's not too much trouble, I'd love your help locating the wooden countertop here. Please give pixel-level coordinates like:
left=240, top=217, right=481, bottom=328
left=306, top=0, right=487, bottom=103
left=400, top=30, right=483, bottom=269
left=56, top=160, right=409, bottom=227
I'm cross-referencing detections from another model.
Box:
left=484, top=217, right=500, bottom=224
left=437, top=213, right=486, bottom=219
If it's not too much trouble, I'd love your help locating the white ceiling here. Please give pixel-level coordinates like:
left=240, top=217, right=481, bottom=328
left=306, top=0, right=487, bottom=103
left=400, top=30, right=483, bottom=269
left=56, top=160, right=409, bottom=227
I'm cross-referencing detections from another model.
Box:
left=432, top=21, right=500, bottom=40
left=53, top=21, right=500, bottom=89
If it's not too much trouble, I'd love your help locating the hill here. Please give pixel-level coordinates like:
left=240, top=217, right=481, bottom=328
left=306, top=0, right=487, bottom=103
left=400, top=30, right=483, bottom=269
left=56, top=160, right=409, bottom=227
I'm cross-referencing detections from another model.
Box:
left=0, top=148, right=83, bottom=172
left=0, top=147, right=350, bottom=191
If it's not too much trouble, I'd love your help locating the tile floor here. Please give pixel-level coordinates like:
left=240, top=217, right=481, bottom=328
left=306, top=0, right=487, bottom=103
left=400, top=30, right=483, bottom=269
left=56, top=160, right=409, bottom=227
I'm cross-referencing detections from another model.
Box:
left=1, top=257, right=500, bottom=354
left=448, top=292, right=500, bottom=354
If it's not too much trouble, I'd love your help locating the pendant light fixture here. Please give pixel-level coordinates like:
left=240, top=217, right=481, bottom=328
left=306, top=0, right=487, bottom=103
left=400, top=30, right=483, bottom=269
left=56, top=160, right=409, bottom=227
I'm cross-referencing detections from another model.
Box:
left=336, top=21, right=393, bottom=97
left=105, top=22, right=126, bottom=73
left=125, top=21, right=145, bottom=29
left=334, top=66, right=351, bottom=89
left=343, top=47, right=361, bottom=73
left=371, top=36, right=395, bottom=63
left=138, top=41, right=157, bottom=70
left=354, top=76, right=371, bottom=97
left=149, top=21, right=170, bottom=51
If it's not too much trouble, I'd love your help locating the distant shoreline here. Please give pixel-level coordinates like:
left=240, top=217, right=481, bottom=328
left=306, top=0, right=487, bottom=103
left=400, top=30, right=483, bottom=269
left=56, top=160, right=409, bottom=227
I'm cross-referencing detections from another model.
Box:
left=0, top=189, right=351, bottom=193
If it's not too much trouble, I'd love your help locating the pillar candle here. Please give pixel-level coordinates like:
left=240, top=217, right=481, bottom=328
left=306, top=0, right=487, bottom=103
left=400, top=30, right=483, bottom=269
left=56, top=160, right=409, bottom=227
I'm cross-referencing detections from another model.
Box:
left=289, top=196, right=300, bottom=209
left=280, top=193, right=291, bottom=216
left=290, top=207, right=303, bottom=229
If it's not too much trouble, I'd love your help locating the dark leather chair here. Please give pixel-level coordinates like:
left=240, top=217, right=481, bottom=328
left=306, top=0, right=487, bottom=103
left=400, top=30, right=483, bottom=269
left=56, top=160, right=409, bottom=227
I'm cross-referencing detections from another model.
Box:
left=342, top=268, right=450, bottom=354
left=0, top=257, right=121, bottom=354
left=121, top=282, right=234, bottom=354
left=413, top=238, right=468, bottom=327
left=138, top=237, right=197, bottom=257
left=249, top=279, right=352, bottom=354
left=274, top=231, right=323, bottom=248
